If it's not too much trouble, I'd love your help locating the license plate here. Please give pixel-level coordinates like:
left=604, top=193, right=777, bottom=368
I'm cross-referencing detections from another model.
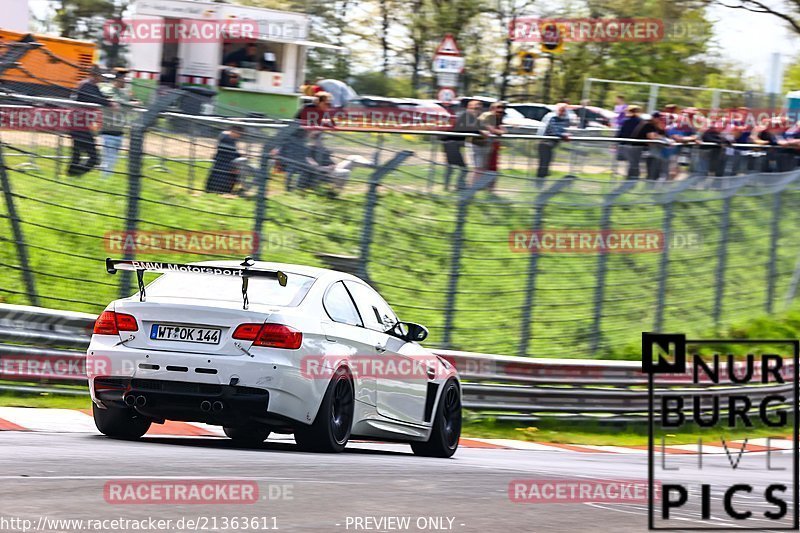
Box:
left=149, top=324, right=221, bottom=344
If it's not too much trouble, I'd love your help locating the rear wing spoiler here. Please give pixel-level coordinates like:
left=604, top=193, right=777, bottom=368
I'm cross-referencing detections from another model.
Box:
left=105, top=257, right=288, bottom=309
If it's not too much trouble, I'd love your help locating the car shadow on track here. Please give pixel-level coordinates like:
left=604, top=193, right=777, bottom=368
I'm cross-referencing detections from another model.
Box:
left=85, top=434, right=411, bottom=457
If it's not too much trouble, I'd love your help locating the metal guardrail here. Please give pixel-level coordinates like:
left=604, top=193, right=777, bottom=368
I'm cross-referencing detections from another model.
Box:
left=0, top=303, right=794, bottom=422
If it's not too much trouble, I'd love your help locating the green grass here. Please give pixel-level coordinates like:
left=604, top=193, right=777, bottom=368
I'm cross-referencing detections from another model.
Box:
left=1, top=134, right=799, bottom=359
left=0, top=392, right=90, bottom=409
left=462, top=417, right=793, bottom=446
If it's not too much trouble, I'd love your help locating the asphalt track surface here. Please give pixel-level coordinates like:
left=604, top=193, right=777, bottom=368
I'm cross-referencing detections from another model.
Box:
left=0, top=431, right=796, bottom=533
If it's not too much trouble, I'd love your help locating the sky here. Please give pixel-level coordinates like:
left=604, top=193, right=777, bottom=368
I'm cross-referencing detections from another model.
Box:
left=20, top=0, right=800, bottom=91
left=707, top=2, right=799, bottom=90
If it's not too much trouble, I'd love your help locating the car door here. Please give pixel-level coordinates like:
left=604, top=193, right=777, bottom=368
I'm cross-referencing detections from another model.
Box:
left=320, top=280, right=377, bottom=406
left=343, top=281, right=427, bottom=425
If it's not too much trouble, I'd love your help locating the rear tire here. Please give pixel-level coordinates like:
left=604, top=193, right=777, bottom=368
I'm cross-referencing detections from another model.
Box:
left=93, top=402, right=151, bottom=440
left=411, top=379, right=461, bottom=458
left=294, top=368, right=354, bottom=453
left=223, top=425, right=271, bottom=446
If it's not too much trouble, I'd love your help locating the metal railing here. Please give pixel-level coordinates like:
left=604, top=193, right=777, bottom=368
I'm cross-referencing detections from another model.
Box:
left=0, top=304, right=794, bottom=422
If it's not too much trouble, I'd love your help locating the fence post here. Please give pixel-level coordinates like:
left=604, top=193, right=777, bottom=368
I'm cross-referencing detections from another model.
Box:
left=709, top=176, right=751, bottom=327
left=426, top=138, right=438, bottom=191
left=55, top=133, right=64, bottom=177
left=188, top=119, right=197, bottom=190
left=518, top=176, right=575, bottom=357
left=766, top=191, right=782, bottom=313
left=653, top=176, right=702, bottom=333
left=712, top=196, right=733, bottom=328
left=358, top=150, right=413, bottom=280
left=119, top=89, right=183, bottom=298
left=0, top=143, right=39, bottom=306
left=442, top=167, right=478, bottom=349
left=251, top=125, right=297, bottom=260
left=647, top=84, right=659, bottom=114
left=590, top=180, right=637, bottom=353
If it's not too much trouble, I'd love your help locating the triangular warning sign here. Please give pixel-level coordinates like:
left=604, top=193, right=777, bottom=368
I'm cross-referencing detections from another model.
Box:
left=435, top=34, right=461, bottom=56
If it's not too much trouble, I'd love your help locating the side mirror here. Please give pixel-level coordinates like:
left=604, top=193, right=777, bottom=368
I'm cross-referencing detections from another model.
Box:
left=390, top=321, right=428, bottom=343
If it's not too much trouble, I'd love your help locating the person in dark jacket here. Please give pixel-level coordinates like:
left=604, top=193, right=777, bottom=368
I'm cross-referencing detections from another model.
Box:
left=442, top=101, right=481, bottom=190
left=617, top=105, right=645, bottom=179
left=698, top=119, right=730, bottom=176
left=68, top=67, right=111, bottom=176
left=205, top=126, right=244, bottom=194
left=536, top=103, right=572, bottom=179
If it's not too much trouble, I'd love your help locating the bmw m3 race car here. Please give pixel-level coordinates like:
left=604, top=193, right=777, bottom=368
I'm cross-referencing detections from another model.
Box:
left=87, top=258, right=461, bottom=457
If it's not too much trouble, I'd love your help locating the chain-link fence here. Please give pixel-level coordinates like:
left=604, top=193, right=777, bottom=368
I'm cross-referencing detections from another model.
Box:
left=2, top=86, right=800, bottom=360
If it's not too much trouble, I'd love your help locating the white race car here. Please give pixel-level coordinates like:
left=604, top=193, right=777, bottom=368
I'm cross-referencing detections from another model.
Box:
left=87, top=258, right=461, bottom=457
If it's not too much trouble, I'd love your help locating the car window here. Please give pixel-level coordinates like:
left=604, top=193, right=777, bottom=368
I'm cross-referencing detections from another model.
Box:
left=514, top=105, right=548, bottom=121
left=343, top=281, right=398, bottom=332
left=144, top=271, right=315, bottom=307
left=503, top=108, right=526, bottom=121
left=323, top=281, right=363, bottom=326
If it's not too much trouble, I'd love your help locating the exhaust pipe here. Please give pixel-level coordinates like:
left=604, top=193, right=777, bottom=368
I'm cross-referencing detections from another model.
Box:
left=200, top=401, right=212, bottom=412
left=124, top=395, right=135, bottom=407
left=135, top=395, right=147, bottom=407
left=212, top=401, right=224, bottom=412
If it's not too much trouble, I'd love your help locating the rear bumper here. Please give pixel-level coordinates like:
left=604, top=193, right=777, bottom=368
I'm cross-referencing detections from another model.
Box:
left=88, top=336, right=329, bottom=427
left=94, top=376, right=274, bottom=426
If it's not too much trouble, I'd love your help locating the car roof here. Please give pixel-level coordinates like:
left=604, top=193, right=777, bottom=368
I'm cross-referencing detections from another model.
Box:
left=190, top=260, right=358, bottom=282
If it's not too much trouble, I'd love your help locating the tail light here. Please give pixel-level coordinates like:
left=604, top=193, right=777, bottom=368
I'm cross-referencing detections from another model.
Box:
left=233, top=323, right=302, bottom=349
left=93, top=311, right=138, bottom=335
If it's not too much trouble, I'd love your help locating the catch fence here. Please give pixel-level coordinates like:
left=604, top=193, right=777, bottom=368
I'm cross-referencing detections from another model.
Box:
left=1, top=89, right=800, bottom=358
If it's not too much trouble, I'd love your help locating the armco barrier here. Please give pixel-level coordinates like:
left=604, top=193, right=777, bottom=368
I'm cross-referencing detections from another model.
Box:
left=0, top=304, right=794, bottom=422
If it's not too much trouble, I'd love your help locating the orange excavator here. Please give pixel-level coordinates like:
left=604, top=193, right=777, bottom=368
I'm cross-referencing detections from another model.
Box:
left=0, top=29, right=96, bottom=98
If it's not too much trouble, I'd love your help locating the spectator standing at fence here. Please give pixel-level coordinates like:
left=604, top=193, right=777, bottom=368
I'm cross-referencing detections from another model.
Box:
left=666, top=110, right=698, bottom=179
left=662, top=104, right=679, bottom=129
left=537, top=103, right=571, bottom=179
left=206, top=125, right=244, bottom=194
left=67, top=66, right=110, bottom=177
left=297, top=91, right=335, bottom=129
left=613, top=95, right=628, bottom=129
left=477, top=101, right=507, bottom=192
left=441, top=99, right=480, bottom=191
left=751, top=118, right=782, bottom=172
left=784, top=120, right=800, bottom=169
left=697, top=117, right=730, bottom=177
left=728, top=106, right=754, bottom=174
left=752, top=117, right=796, bottom=172
left=617, top=105, right=645, bottom=179
left=99, top=69, right=132, bottom=179
left=637, top=112, right=668, bottom=180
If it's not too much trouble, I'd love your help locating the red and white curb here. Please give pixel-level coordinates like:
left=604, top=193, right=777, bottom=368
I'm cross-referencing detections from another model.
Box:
left=0, top=408, right=793, bottom=454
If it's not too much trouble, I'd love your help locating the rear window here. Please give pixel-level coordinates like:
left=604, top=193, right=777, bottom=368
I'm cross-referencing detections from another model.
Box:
left=144, top=272, right=316, bottom=307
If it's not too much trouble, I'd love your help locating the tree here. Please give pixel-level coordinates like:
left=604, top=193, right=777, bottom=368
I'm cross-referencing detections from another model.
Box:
left=486, top=0, right=536, bottom=100
left=541, top=0, right=730, bottom=106
left=53, top=0, right=115, bottom=39
left=709, top=0, right=800, bottom=35
left=785, top=58, right=800, bottom=92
